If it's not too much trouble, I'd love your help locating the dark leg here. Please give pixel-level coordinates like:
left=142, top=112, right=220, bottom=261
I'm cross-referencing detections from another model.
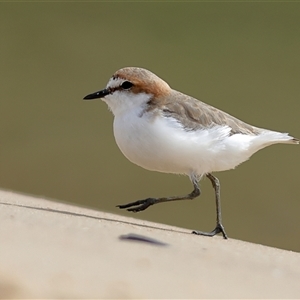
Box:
left=117, top=176, right=200, bottom=212
left=192, top=173, right=228, bottom=239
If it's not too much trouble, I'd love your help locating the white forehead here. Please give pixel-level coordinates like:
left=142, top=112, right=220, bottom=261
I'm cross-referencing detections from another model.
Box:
left=106, top=77, right=125, bottom=89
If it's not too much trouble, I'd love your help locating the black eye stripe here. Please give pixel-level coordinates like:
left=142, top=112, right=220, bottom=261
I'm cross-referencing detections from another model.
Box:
left=121, top=81, right=133, bottom=90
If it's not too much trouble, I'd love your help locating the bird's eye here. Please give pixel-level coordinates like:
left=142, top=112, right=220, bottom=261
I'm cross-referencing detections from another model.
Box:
left=121, top=81, right=133, bottom=90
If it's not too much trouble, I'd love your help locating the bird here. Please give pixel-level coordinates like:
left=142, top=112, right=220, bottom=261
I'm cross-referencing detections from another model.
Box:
left=83, top=67, right=298, bottom=239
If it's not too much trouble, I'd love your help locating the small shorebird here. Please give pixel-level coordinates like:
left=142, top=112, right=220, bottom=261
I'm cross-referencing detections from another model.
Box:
left=84, top=67, right=298, bottom=239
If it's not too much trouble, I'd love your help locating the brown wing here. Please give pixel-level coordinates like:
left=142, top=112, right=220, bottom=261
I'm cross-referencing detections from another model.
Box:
left=155, top=90, right=261, bottom=135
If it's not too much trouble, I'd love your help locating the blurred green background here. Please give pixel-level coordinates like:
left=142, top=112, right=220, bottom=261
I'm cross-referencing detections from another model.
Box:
left=1, top=3, right=299, bottom=252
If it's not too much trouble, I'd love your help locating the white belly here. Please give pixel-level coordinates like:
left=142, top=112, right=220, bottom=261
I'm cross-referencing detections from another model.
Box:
left=113, top=111, right=263, bottom=176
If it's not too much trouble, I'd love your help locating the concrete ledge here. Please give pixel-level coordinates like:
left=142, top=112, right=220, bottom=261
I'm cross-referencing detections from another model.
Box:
left=0, top=189, right=299, bottom=298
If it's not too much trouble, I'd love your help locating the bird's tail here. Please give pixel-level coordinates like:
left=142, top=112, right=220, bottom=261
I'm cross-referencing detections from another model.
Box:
left=284, top=137, right=299, bottom=144
left=258, top=130, right=299, bottom=147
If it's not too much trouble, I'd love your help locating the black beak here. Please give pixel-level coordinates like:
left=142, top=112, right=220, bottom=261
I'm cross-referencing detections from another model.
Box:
left=83, top=88, right=110, bottom=100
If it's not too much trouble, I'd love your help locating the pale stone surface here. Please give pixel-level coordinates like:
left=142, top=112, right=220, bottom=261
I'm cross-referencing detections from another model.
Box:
left=0, top=189, right=299, bottom=298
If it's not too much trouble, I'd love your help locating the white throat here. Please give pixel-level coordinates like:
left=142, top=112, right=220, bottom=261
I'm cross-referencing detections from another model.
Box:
left=103, top=91, right=152, bottom=117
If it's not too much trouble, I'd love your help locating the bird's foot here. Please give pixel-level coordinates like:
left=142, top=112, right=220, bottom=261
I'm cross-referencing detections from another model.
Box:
left=117, top=198, right=156, bottom=212
left=192, top=223, right=228, bottom=239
